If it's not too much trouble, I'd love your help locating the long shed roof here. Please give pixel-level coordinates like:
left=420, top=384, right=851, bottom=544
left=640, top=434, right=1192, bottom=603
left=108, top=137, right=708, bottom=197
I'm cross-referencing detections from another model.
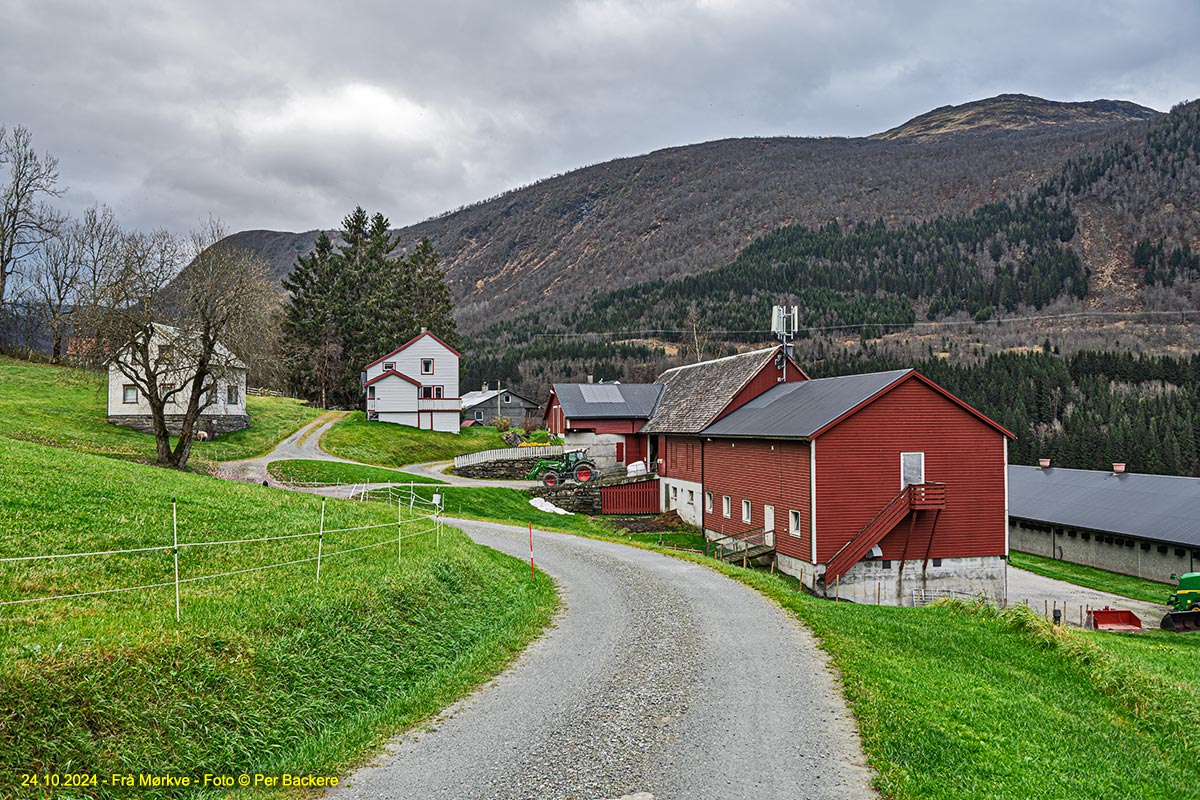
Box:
left=1008, top=465, right=1200, bottom=548
left=552, top=382, right=664, bottom=419
left=701, top=369, right=912, bottom=438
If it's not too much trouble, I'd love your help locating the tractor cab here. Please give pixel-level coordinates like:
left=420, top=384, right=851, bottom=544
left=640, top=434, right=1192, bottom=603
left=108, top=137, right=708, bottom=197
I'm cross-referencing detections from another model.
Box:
left=1162, top=572, right=1200, bottom=632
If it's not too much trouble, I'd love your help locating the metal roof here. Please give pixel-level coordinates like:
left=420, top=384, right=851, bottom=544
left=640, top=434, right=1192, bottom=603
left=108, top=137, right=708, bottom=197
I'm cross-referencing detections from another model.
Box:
left=643, top=346, right=784, bottom=434
left=1008, top=465, right=1200, bottom=548
left=461, top=388, right=538, bottom=409
left=700, top=369, right=912, bottom=438
left=552, top=382, right=664, bottom=419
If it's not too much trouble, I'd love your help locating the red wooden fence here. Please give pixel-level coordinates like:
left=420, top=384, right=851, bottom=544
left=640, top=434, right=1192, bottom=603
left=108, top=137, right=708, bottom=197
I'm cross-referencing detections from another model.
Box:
left=600, top=479, right=661, bottom=515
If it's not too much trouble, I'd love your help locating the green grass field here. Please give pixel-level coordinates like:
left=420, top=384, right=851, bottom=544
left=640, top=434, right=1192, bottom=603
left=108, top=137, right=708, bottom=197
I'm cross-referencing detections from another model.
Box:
left=0, top=437, right=556, bottom=798
left=267, top=458, right=445, bottom=486
left=320, top=412, right=507, bottom=467
left=0, top=357, right=320, bottom=467
left=1010, top=550, right=1174, bottom=604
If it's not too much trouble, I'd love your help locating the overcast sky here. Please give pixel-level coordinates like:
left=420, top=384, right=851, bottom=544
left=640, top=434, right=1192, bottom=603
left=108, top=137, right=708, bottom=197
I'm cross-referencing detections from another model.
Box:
left=2, top=0, right=1198, bottom=234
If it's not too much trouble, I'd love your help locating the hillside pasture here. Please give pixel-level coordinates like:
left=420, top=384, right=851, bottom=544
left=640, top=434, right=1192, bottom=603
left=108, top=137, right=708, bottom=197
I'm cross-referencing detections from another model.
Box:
left=320, top=412, right=507, bottom=467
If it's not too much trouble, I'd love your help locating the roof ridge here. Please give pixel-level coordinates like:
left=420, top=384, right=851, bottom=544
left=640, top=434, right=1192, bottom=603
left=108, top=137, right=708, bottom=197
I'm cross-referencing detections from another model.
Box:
left=658, top=346, right=777, bottom=376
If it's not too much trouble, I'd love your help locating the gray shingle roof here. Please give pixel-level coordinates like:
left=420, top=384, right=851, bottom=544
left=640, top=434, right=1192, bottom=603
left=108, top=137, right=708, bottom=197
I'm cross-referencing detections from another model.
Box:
left=1008, top=465, right=1200, bottom=548
left=553, top=383, right=664, bottom=420
left=701, top=369, right=912, bottom=438
left=643, top=347, right=784, bottom=434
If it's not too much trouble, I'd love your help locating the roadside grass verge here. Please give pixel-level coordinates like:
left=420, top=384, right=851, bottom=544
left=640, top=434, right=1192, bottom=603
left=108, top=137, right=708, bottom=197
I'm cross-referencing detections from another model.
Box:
left=267, top=459, right=445, bottom=486
left=0, top=356, right=320, bottom=467
left=320, top=412, right=507, bottom=467
left=402, top=487, right=1198, bottom=800
left=0, top=437, right=556, bottom=799
left=372, top=485, right=625, bottom=537
left=1010, top=550, right=1173, bottom=604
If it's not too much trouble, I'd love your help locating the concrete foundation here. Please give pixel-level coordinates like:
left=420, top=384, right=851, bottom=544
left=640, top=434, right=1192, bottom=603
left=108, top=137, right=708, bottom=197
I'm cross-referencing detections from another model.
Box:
left=776, top=551, right=1007, bottom=606
left=661, top=477, right=703, bottom=527
left=1010, top=520, right=1199, bottom=582
left=108, top=413, right=250, bottom=437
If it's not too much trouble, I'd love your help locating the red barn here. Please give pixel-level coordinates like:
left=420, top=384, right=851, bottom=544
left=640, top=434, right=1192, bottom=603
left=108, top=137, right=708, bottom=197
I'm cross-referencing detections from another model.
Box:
left=642, top=346, right=807, bottom=526
left=700, top=369, right=1013, bottom=604
left=543, top=383, right=663, bottom=471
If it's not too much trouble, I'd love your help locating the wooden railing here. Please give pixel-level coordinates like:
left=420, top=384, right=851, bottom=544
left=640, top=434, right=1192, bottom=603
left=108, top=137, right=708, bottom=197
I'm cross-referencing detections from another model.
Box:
left=910, top=482, right=946, bottom=509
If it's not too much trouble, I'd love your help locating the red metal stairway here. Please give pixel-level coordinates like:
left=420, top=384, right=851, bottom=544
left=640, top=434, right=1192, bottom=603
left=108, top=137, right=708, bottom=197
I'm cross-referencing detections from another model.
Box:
left=823, top=483, right=946, bottom=583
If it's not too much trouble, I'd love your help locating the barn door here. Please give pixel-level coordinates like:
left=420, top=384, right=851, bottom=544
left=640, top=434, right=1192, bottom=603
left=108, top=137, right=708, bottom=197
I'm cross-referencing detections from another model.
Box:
left=763, top=504, right=775, bottom=547
left=901, top=452, right=925, bottom=489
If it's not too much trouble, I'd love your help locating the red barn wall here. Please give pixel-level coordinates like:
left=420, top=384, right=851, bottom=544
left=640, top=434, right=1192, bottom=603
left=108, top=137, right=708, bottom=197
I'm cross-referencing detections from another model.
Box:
left=814, top=378, right=1007, bottom=563
left=569, top=418, right=644, bottom=434
left=701, top=439, right=812, bottom=563
left=659, top=435, right=702, bottom=482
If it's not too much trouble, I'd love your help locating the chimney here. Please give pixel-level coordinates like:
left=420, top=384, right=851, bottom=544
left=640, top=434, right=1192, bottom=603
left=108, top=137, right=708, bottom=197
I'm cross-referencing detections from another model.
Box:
left=1038, top=458, right=1051, bottom=469
left=587, top=374, right=593, bottom=384
left=1113, top=462, right=1126, bottom=474
left=420, top=326, right=427, bottom=333
left=482, top=382, right=489, bottom=392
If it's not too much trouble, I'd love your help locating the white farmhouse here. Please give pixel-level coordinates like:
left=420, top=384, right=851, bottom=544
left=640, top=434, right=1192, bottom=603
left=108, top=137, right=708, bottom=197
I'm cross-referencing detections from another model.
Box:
left=362, top=330, right=461, bottom=433
left=107, top=323, right=249, bottom=436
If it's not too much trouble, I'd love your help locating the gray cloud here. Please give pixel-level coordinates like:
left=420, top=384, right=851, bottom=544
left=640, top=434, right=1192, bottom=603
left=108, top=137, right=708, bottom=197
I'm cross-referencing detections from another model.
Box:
left=1, top=0, right=1197, bottom=234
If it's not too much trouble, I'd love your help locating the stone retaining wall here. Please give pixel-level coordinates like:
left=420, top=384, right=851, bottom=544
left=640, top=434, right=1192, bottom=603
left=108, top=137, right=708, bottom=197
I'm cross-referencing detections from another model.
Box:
left=108, top=414, right=250, bottom=437
left=453, top=456, right=545, bottom=480
left=529, top=483, right=601, bottom=515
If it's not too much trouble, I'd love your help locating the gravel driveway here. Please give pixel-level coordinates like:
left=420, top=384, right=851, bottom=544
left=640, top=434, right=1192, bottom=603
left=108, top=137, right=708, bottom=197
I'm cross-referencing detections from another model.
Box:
left=327, top=519, right=876, bottom=800
left=1006, top=566, right=1166, bottom=627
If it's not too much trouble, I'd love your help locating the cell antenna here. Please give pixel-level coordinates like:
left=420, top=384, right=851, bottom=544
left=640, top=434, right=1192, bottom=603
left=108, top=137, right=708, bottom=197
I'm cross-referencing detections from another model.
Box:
left=771, top=305, right=799, bottom=382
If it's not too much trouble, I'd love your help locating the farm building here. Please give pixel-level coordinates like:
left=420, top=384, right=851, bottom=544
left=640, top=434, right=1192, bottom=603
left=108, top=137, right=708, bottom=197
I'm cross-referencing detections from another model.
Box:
left=544, top=382, right=663, bottom=471
left=1008, top=464, right=1200, bottom=582
left=107, top=323, right=248, bottom=436
left=699, top=369, right=1013, bottom=604
left=362, top=331, right=461, bottom=433
left=462, top=384, right=540, bottom=426
left=643, top=346, right=807, bottom=526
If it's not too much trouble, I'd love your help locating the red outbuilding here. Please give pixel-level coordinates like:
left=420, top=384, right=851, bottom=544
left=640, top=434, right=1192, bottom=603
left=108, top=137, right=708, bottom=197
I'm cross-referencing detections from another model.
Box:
left=700, top=369, right=1013, bottom=604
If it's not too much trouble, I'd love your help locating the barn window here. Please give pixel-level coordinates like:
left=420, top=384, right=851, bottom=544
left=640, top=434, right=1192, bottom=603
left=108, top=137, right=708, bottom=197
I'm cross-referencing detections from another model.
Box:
left=687, top=490, right=695, bottom=505
left=1176, top=548, right=1186, bottom=557
left=1081, top=533, right=1090, bottom=541
left=383, top=362, right=395, bottom=371
left=122, top=385, right=137, bottom=404
left=789, top=510, right=801, bottom=537
left=932, top=558, right=942, bottom=567
left=1158, top=545, right=1168, bottom=554
left=881, top=560, right=892, bottom=569
left=1067, top=530, right=1076, bottom=538
left=722, top=495, right=731, bottom=518
left=1140, top=542, right=1150, bottom=551
left=742, top=499, right=751, bottom=524
left=704, top=492, right=713, bottom=513
left=900, top=452, right=925, bottom=489
left=764, top=504, right=775, bottom=531
left=421, top=358, right=434, bottom=374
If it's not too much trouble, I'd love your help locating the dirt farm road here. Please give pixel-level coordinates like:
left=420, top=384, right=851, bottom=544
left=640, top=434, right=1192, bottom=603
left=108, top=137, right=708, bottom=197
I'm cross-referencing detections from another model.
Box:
left=327, top=519, right=876, bottom=800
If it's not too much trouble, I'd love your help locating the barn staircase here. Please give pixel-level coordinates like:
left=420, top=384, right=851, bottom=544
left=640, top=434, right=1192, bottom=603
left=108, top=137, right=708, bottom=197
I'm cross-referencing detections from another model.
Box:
left=822, top=483, right=945, bottom=583
left=708, top=528, right=775, bottom=566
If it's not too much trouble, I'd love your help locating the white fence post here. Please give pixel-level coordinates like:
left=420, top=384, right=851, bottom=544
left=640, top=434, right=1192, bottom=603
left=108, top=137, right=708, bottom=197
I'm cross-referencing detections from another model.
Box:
left=316, top=499, right=325, bottom=585
left=172, top=499, right=181, bottom=622
left=397, top=497, right=403, bottom=562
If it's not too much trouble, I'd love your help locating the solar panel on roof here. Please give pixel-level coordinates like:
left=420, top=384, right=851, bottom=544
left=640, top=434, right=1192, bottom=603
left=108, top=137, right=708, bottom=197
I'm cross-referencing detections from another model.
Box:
left=579, top=384, right=624, bottom=403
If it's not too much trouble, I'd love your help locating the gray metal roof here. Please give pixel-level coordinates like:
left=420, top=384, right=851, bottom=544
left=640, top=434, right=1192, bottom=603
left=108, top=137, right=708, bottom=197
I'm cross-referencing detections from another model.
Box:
left=1008, top=465, right=1200, bottom=548
left=700, top=369, right=912, bottom=438
left=643, top=347, right=782, bottom=434
left=553, top=382, right=664, bottom=420
left=461, top=388, right=538, bottom=410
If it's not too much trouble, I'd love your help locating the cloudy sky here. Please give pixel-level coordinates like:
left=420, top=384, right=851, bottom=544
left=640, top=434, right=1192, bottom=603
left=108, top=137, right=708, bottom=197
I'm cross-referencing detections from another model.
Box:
left=2, top=0, right=1198, bottom=234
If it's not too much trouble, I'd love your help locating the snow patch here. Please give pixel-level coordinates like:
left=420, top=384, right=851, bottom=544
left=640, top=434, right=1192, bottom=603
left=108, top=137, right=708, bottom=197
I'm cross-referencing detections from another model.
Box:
left=530, top=497, right=574, bottom=515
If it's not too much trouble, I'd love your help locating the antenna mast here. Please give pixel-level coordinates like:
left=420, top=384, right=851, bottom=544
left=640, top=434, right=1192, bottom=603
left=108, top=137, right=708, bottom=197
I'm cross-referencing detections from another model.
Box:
left=770, top=305, right=799, bottom=382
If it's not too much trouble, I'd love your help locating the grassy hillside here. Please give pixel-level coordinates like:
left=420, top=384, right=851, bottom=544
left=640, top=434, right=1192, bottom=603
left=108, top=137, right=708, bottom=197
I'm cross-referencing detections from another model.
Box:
left=267, top=459, right=444, bottom=486
left=0, top=437, right=556, bottom=797
left=0, top=357, right=320, bottom=466
left=320, top=412, right=507, bottom=467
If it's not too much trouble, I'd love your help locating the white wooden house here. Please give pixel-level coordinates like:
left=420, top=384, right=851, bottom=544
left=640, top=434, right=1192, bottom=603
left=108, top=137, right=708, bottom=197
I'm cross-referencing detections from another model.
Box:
left=107, top=323, right=249, bottom=436
left=362, top=331, right=461, bottom=433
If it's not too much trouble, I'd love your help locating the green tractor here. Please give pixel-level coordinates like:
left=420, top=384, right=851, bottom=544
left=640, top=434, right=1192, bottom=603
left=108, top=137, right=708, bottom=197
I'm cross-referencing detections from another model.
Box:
left=1160, top=572, right=1200, bottom=632
left=525, top=449, right=599, bottom=487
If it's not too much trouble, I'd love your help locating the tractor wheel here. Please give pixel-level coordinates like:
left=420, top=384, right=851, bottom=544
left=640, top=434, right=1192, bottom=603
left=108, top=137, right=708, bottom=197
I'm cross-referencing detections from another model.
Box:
left=1189, top=602, right=1200, bottom=611
left=542, top=471, right=560, bottom=488
left=573, top=463, right=595, bottom=483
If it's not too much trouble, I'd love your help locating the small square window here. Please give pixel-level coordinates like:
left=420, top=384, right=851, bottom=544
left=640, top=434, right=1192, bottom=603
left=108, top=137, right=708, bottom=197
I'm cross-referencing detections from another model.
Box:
left=932, top=558, right=942, bottom=567
left=227, top=385, right=239, bottom=405
left=722, top=495, right=731, bottom=518
left=504, top=393, right=511, bottom=403
left=420, top=358, right=434, bottom=375
left=789, top=510, right=801, bottom=537
left=687, top=490, right=695, bottom=505
left=123, top=385, right=137, bottom=404
left=881, top=560, right=892, bottom=570
left=434, top=386, right=444, bottom=399
left=741, top=499, right=751, bottom=524
left=383, top=362, right=396, bottom=372
left=704, top=492, right=713, bottom=513
left=474, top=410, right=483, bottom=420
left=421, top=387, right=433, bottom=399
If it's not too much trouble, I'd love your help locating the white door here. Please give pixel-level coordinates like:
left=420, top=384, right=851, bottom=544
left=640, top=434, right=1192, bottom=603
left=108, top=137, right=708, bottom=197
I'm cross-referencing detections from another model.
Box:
left=763, top=504, right=775, bottom=547
left=901, top=452, right=925, bottom=489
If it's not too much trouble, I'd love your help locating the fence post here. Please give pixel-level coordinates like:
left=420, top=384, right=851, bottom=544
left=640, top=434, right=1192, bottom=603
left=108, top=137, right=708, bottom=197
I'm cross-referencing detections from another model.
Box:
left=172, top=499, right=181, bottom=622
left=397, top=497, right=403, bottom=562
left=316, top=499, right=325, bottom=585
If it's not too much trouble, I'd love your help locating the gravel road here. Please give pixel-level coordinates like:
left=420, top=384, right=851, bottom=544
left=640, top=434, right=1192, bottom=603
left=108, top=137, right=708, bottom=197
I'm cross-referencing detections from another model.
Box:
left=327, top=519, right=875, bottom=800
left=1006, top=566, right=1165, bottom=626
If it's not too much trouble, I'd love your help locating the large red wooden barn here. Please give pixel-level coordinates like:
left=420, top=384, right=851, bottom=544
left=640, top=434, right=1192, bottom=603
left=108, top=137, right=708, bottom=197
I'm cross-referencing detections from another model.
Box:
left=699, top=369, right=1012, bottom=603
left=543, top=382, right=663, bottom=471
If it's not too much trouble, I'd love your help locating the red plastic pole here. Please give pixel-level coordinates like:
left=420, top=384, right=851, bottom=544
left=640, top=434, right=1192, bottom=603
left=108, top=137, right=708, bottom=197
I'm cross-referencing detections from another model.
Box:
left=529, top=522, right=535, bottom=580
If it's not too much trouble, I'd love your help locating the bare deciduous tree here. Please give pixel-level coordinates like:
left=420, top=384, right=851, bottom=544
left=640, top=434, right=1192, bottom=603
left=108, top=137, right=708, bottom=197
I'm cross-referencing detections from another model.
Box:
left=24, top=221, right=82, bottom=361
left=85, top=220, right=278, bottom=468
left=0, top=125, right=65, bottom=305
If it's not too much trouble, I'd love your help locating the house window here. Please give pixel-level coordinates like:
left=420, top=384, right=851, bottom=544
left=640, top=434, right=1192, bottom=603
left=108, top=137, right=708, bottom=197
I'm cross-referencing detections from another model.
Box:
left=742, top=499, right=752, bottom=524
left=789, top=510, right=801, bottom=537
left=901, top=452, right=925, bottom=489
left=434, top=386, right=444, bottom=399
left=368, top=386, right=376, bottom=400
left=474, top=410, right=483, bottom=420
left=383, top=362, right=395, bottom=371
left=123, top=385, right=138, bottom=404
left=227, top=385, right=239, bottom=405
left=420, top=358, right=434, bottom=375
left=504, top=393, right=511, bottom=403
left=160, top=383, right=174, bottom=401
left=705, top=492, right=713, bottom=513
left=722, top=495, right=731, bottom=518
left=421, top=386, right=444, bottom=399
